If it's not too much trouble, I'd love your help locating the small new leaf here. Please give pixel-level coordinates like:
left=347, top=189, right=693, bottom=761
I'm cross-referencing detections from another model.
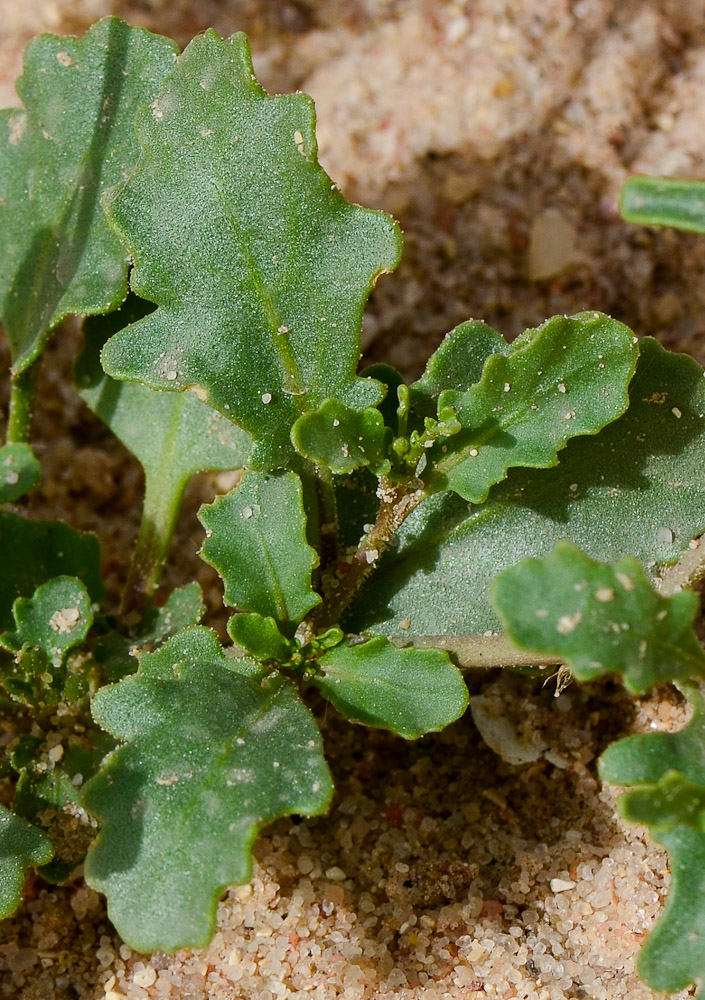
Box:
left=199, top=471, right=320, bottom=631
left=0, top=18, right=179, bottom=371
left=491, top=541, right=705, bottom=694
left=412, top=319, right=509, bottom=403
left=100, top=29, right=401, bottom=468
left=620, top=176, right=705, bottom=234
left=0, top=444, right=40, bottom=502
left=292, top=399, right=391, bottom=475
left=228, top=613, right=293, bottom=662
left=1, top=576, right=92, bottom=664
left=427, top=312, right=637, bottom=502
left=599, top=685, right=705, bottom=994
left=0, top=805, right=53, bottom=918
left=311, top=635, right=468, bottom=739
left=82, top=627, right=332, bottom=952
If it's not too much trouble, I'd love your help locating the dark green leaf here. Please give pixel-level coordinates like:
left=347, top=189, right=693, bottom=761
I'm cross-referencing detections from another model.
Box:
left=599, top=685, right=705, bottom=993
left=0, top=444, right=40, bottom=501
left=292, top=399, right=391, bottom=475
left=94, top=582, right=205, bottom=681
left=348, top=339, right=705, bottom=637
left=199, top=471, right=320, bottom=632
left=0, top=513, right=103, bottom=631
left=100, top=30, right=401, bottom=469
left=0, top=18, right=178, bottom=372
left=620, top=176, right=705, bottom=234
left=427, top=312, right=638, bottom=502
left=228, top=613, right=293, bottom=662
left=0, top=806, right=53, bottom=917
left=491, top=542, right=705, bottom=693
left=311, top=635, right=468, bottom=738
left=412, top=319, right=508, bottom=403
left=82, top=626, right=332, bottom=951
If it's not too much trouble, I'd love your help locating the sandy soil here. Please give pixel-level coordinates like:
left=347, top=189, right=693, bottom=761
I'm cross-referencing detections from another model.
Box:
left=1, top=1, right=705, bottom=998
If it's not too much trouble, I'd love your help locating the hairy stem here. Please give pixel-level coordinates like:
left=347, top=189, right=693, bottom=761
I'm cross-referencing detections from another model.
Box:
left=121, top=475, right=182, bottom=615
left=301, top=477, right=424, bottom=639
left=655, top=535, right=705, bottom=597
left=7, top=361, right=40, bottom=443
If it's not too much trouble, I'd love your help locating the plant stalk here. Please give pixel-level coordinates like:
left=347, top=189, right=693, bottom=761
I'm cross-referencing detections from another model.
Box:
left=7, top=361, right=40, bottom=444
left=121, top=474, right=183, bottom=615
left=655, top=535, right=705, bottom=596
left=392, top=633, right=565, bottom=670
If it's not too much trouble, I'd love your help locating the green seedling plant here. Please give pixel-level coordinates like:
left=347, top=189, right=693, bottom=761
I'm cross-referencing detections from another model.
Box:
left=1, top=18, right=705, bottom=992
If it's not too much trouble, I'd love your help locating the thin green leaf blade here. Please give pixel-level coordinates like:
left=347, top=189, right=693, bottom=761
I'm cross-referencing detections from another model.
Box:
left=100, top=30, right=401, bottom=469
left=199, top=471, right=320, bottom=630
left=348, top=339, right=705, bottom=637
left=228, top=613, right=293, bottom=662
left=0, top=18, right=179, bottom=371
left=312, top=635, right=468, bottom=739
left=292, top=399, right=391, bottom=475
left=0, top=513, right=103, bottom=631
left=0, top=444, right=40, bottom=501
left=620, top=176, right=705, bottom=234
left=82, top=626, right=332, bottom=952
left=0, top=806, right=53, bottom=918
left=430, top=312, right=638, bottom=502
left=490, top=542, right=705, bottom=694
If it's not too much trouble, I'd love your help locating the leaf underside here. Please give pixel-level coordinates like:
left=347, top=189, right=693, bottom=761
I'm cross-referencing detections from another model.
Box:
left=100, top=29, right=402, bottom=469
left=0, top=18, right=178, bottom=371
left=347, top=339, right=705, bottom=637
left=82, top=627, right=332, bottom=952
left=599, top=684, right=705, bottom=994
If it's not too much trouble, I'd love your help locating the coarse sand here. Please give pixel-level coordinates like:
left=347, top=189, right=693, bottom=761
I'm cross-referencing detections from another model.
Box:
left=1, top=1, right=705, bottom=998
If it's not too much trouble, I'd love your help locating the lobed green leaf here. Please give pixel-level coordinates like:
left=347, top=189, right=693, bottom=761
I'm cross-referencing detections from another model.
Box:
left=0, top=806, right=53, bottom=918
left=100, top=29, right=401, bottom=469
left=412, top=319, right=509, bottom=405
left=427, top=312, right=638, bottom=502
left=199, top=471, right=320, bottom=632
left=599, top=685, right=705, bottom=993
left=0, top=444, right=40, bottom=502
left=490, top=541, right=705, bottom=694
left=311, top=635, right=468, bottom=739
left=82, top=626, right=332, bottom=951
left=0, top=18, right=179, bottom=372
left=348, top=339, right=705, bottom=638
left=292, top=399, right=391, bottom=475
left=1, top=576, right=92, bottom=663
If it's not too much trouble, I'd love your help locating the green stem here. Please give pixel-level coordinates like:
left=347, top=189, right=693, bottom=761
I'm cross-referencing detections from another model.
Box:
left=7, top=362, right=40, bottom=444
left=121, top=474, right=182, bottom=615
left=392, top=633, right=564, bottom=670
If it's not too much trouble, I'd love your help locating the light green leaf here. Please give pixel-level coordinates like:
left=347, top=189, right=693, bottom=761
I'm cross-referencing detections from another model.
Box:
left=0, top=805, right=53, bottom=918
left=412, top=319, right=509, bottom=404
left=620, top=176, right=705, bottom=234
left=348, top=339, right=705, bottom=638
left=228, top=613, right=293, bottom=662
left=78, top=299, right=250, bottom=598
left=428, top=312, right=638, bottom=502
left=100, top=29, right=401, bottom=469
left=599, top=685, right=705, bottom=994
left=1, top=576, right=92, bottom=663
left=82, top=626, right=332, bottom=952
left=93, top=582, right=205, bottom=681
left=491, top=542, right=705, bottom=694
left=0, top=513, right=103, bottom=632
left=311, top=635, right=468, bottom=739
left=292, top=399, right=391, bottom=475
left=199, top=471, right=320, bottom=632
left=0, top=444, right=40, bottom=501
left=0, top=18, right=178, bottom=372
